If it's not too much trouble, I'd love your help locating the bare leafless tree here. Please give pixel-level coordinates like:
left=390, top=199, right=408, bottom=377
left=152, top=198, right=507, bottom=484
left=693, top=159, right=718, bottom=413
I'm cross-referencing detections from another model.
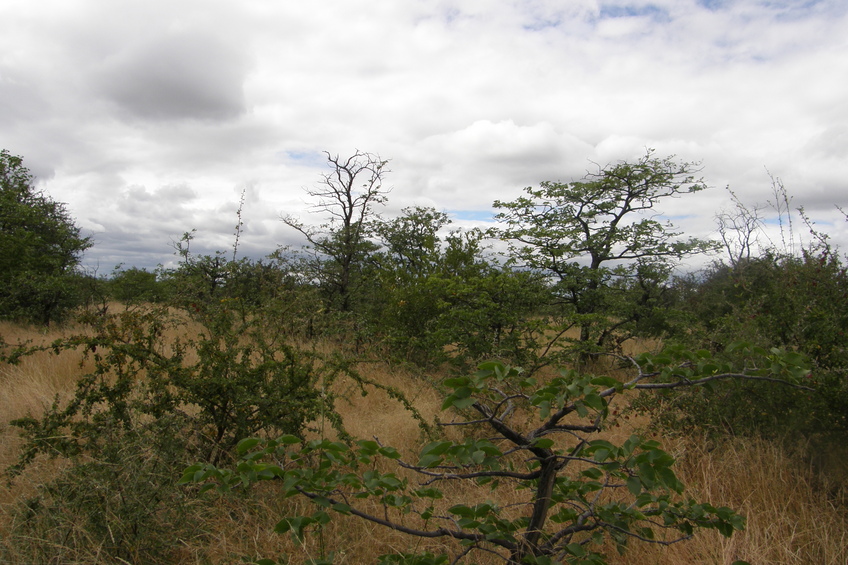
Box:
left=282, top=150, right=389, bottom=311
left=715, top=187, right=766, bottom=269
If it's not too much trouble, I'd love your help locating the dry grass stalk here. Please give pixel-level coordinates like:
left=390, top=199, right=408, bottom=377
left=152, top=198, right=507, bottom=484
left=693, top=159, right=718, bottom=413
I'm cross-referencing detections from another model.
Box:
left=1, top=321, right=846, bottom=564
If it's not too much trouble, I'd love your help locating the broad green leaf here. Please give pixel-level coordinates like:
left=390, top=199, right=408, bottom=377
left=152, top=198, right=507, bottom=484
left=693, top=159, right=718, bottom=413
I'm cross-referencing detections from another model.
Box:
left=379, top=446, right=401, bottom=459
left=236, top=437, right=262, bottom=455
left=584, top=393, right=605, bottom=412
left=582, top=467, right=603, bottom=480
left=532, top=437, right=555, bottom=449
left=448, top=504, right=474, bottom=517
left=443, top=377, right=469, bottom=388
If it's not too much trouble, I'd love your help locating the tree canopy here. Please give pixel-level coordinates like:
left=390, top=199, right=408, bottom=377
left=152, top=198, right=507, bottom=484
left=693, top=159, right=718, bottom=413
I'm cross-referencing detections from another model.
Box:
left=0, top=149, right=91, bottom=324
left=494, top=150, right=716, bottom=347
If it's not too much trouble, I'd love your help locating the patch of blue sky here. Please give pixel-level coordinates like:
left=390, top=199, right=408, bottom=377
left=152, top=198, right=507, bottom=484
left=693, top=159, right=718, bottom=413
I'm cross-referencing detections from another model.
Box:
left=598, top=3, right=670, bottom=22
left=740, top=0, right=844, bottom=23
left=522, top=16, right=563, bottom=32
left=279, top=149, right=327, bottom=168
left=762, top=215, right=833, bottom=228
left=449, top=210, right=496, bottom=222
left=698, top=0, right=829, bottom=14
left=769, top=0, right=842, bottom=22
left=762, top=216, right=788, bottom=225
left=697, top=0, right=729, bottom=11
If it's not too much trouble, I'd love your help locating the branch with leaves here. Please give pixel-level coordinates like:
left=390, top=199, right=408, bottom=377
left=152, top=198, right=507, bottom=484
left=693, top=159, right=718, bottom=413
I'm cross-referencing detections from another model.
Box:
left=182, top=342, right=810, bottom=564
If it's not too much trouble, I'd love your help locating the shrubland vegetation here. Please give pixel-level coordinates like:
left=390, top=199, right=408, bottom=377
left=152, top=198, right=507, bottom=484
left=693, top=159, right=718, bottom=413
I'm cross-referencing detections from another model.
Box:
left=0, top=149, right=92, bottom=325
left=1, top=148, right=846, bottom=564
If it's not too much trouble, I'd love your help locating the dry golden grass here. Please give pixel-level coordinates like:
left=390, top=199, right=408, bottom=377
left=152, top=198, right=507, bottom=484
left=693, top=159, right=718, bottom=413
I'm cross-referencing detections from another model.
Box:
left=1, top=319, right=846, bottom=564
left=606, top=435, right=848, bottom=565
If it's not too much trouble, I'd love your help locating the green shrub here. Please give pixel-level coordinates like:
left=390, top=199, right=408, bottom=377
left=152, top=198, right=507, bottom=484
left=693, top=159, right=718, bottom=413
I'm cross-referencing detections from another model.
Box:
left=184, top=346, right=808, bottom=564
left=0, top=149, right=91, bottom=325
left=668, top=245, right=848, bottom=438
left=2, top=291, right=329, bottom=562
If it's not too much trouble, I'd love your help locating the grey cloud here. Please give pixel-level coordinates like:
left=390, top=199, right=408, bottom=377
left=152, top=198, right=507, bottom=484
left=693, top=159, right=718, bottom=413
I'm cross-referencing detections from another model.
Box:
left=803, top=125, right=848, bottom=160
left=84, top=182, right=238, bottom=270
left=118, top=184, right=198, bottom=219
left=3, top=0, right=848, bottom=271
left=96, top=30, right=248, bottom=121
left=0, top=70, right=47, bottom=127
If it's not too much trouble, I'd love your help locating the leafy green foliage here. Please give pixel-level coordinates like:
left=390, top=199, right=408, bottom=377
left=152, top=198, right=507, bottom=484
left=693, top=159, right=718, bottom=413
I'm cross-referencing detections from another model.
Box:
left=2, top=227, right=446, bottom=562
left=668, top=245, right=848, bottom=437
left=494, top=149, right=716, bottom=349
left=163, top=234, right=325, bottom=339
left=0, top=149, right=91, bottom=324
left=374, top=206, right=452, bottom=282
left=365, top=208, right=561, bottom=370
left=4, top=146, right=838, bottom=564
left=1, top=248, right=342, bottom=562
left=7, top=413, right=207, bottom=564
left=7, top=300, right=327, bottom=473
left=184, top=346, right=808, bottom=564
left=107, top=265, right=168, bottom=303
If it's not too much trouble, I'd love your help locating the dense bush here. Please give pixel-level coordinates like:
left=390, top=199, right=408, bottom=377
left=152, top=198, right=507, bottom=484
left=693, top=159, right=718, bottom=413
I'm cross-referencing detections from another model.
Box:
left=107, top=265, right=168, bottom=303
left=2, top=252, right=338, bottom=562
left=662, top=244, right=848, bottom=438
left=8, top=413, right=206, bottom=564
left=185, top=345, right=809, bottom=565
left=0, top=149, right=91, bottom=325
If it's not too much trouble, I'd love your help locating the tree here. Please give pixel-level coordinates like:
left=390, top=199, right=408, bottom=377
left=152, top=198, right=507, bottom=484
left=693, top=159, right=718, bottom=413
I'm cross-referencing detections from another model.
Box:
left=0, top=149, right=91, bottom=324
left=184, top=344, right=809, bottom=564
left=374, top=206, right=452, bottom=282
left=715, top=188, right=766, bottom=270
left=107, top=265, right=167, bottom=303
left=494, top=150, right=716, bottom=348
left=282, top=151, right=389, bottom=312
left=366, top=208, right=554, bottom=369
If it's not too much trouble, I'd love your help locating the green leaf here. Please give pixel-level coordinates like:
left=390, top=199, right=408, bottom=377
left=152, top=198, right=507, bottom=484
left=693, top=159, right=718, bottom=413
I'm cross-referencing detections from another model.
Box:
left=582, top=467, right=603, bottom=480
left=179, top=464, right=204, bottom=484
left=656, top=466, right=683, bottom=493
left=448, top=504, right=474, bottom=518
left=413, top=488, right=443, bottom=499
left=273, top=517, right=293, bottom=534
left=358, top=440, right=379, bottom=451
left=590, top=376, right=619, bottom=388
left=379, top=446, right=401, bottom=459
left=443, top=377, right=469, bottom=388
left=584, top=393, right=605, bottom=412
left=236, top=437, right=262, bottom=455
left=332, top=502, right=351, bottom=514
left=417, top=454, right=444, bottom=468
left=532, top=437, right=555, bottom=449
left=451, top=396, right=477, bottom=409
left=566, top=543, right=586, bottom=557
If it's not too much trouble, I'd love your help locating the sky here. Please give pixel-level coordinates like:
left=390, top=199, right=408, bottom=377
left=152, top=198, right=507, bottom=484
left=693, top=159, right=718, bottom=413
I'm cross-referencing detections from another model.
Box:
left=1, top=0, right=847, bottom=273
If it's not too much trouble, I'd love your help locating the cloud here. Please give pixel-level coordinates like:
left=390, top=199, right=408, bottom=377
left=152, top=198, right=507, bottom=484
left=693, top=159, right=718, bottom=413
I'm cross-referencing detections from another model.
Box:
left=95, top=29, right=249, bottom=121
left=409, top=120, right=595, bottom=200
left=0, top=0, right=847, bottom=271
